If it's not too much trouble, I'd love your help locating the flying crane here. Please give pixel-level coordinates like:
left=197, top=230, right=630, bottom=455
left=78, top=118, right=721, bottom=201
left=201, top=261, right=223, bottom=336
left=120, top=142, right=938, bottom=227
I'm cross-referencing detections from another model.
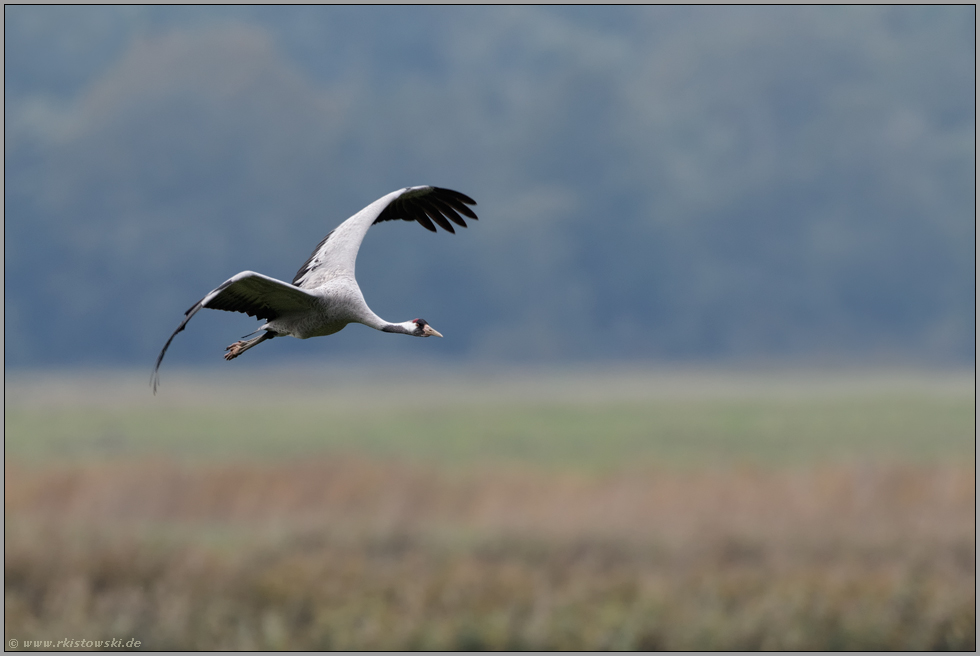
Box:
left=152, top=186, right=477, bottom=393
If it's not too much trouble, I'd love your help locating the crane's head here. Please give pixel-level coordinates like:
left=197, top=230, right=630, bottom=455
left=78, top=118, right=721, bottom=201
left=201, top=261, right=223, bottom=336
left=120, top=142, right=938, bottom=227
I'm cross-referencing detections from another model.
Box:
left=412, top=318, right=443, bottom=338
left=383, top=318, right=443, bottom=337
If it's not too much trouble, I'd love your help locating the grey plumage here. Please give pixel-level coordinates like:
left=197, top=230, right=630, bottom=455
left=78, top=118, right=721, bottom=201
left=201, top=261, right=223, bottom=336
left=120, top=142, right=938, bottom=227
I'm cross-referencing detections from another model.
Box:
left=152, top=186, right=477, bottom=393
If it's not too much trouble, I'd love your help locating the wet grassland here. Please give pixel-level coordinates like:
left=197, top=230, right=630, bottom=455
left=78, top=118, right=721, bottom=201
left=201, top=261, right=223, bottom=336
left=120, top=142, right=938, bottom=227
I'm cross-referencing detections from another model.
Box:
left=5, top=369, right=975, bottom=649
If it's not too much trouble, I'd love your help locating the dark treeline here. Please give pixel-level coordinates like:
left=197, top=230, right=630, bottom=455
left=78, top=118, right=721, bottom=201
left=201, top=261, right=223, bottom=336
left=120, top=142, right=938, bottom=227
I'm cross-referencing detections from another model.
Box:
left=4, top=6, right=974, bottom=367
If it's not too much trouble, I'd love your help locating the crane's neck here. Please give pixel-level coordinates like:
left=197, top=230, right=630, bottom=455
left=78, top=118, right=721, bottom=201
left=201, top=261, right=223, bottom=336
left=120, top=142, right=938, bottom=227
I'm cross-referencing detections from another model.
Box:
left=353, top=309, right=414, bottom=335
left=381, top=320, right=417, bottom=335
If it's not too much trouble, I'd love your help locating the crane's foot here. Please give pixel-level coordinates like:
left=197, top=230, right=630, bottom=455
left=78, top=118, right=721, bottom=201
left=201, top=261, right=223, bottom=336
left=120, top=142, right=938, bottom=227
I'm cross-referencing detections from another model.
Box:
left=224, top=341, right=248, bottom=360
left=223, top=331, right=274, bottom=361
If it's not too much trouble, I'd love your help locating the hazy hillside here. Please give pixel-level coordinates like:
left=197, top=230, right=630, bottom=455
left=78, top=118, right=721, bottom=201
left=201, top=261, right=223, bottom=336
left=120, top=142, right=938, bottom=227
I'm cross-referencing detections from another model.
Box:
left=4, top=6, right=975, bottom=367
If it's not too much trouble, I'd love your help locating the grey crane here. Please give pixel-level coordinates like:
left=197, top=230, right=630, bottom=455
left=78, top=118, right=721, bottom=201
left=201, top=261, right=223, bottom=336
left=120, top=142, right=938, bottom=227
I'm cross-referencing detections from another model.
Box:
left=152, top=186, right=477, bottom=393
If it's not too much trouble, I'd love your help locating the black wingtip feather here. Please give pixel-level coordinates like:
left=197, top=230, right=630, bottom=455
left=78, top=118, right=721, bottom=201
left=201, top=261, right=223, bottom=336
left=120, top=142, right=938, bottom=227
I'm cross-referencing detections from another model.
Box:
left=151, top=299, right=205, bottom=394
left=408, top=204, right=438, bottom=232
left=436, top=187, right=477, bottom=206
left=372, top=186, right=477, bottom=233
left=436, top=192, right=478, bottom=219
left=419, top=200, right=456, bottom=233
left=427, top=196, right=468, bottom=227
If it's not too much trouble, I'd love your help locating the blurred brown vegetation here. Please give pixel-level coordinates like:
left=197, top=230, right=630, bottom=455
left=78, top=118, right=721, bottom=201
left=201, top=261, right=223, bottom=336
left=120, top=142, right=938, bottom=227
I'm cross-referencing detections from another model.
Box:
left=5, top=457, right=975, bottom=650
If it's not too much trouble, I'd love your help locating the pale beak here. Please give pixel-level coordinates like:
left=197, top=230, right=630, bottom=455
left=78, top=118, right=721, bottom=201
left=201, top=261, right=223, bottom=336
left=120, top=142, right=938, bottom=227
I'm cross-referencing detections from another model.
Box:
left=422, top=324, right=443, bottom=338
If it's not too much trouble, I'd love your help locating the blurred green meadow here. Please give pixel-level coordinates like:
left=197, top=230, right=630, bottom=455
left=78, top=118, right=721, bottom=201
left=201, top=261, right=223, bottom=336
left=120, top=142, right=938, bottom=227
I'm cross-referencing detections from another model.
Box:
left=4, top=368, right=976, bottom=649
left=5, top=368, right=974, bottom=467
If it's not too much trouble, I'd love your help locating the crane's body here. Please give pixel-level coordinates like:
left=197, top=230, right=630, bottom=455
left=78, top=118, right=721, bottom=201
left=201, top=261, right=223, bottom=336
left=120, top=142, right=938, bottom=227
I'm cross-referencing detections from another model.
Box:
left=152, top=186, right=477, bottom=392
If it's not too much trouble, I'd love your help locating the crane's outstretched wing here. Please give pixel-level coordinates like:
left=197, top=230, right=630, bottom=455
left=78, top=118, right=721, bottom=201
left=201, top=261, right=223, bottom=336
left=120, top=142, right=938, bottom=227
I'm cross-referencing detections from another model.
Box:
left=152, top=271, right=318, bottom=392
left=292, top=186, right=477, bottom=289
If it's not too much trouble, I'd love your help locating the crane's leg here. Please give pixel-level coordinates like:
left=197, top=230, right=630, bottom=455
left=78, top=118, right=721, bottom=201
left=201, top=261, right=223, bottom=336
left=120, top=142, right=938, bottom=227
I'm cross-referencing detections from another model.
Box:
left=224, top=331, right=274, bottom=361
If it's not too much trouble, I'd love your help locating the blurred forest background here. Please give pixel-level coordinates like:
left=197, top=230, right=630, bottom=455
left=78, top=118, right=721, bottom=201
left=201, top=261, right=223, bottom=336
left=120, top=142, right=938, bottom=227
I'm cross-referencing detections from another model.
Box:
left=4, top=6, right=976, bottom=651
left=4, top=5, right=975, bottom=369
